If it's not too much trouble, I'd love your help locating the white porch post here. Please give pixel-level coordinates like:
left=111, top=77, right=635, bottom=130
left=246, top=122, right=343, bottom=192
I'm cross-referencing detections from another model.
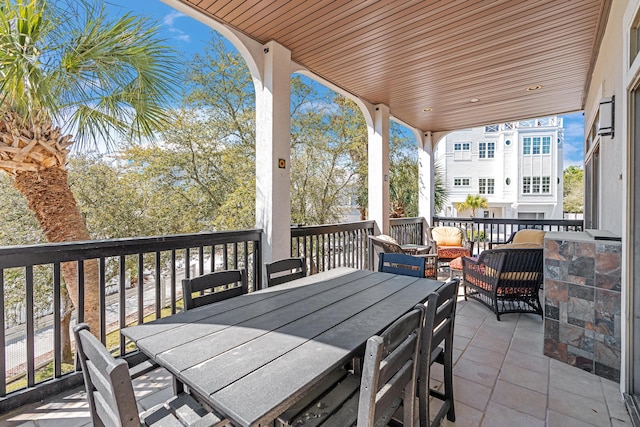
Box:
left=418, top=131, right=435, bottom=227
left=368, top=104, right=390, bottom=234
left=255, top=40, right=292, bottom=270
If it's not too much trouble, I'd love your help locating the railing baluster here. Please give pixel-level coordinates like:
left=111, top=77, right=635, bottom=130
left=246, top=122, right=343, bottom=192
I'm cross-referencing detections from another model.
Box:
left=0, top=269, right=5, bottom=396
left=171, top=250, right=178, bottom=315
left=184, top=248, right=190, bottom=279
left=199, top=247, right=204, bottom=276
left=53, top=264, right=61, bottom=378
left=77, top=261, right=85, bottom=324
left=154, top=252, right=161, bottom=319
left=25, top=266, right=34, bottom=388
left=99, top=257, right=106, bottom=343
left=137, top=254, right=144, bottom=325
left=233, top=242, right=238, bottom=270
left=118, top=256, right=126, bottom=354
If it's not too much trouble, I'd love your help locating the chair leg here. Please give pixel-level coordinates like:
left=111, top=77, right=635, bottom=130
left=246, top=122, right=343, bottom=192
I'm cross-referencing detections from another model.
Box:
left=443, top=344, right=455, bottom=422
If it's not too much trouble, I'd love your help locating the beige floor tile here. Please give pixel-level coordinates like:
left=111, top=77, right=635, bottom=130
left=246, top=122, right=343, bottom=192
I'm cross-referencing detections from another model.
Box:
left=458, top=344, right=505, bottom=370
left=611, top=418, right=634, bottom=427
left=497, top=362, right=548, bottom=394
left=469, top=333, right=510, bottom=354
left=455, top=323, right=481, bottom=339
left=440, top=401, right=483, bottom=427
left=503, top=348, right=549, bottom=375
left=480, top=402, right=545, bottom=427
left=452, top=375, right=492, bottom=411
left=453, top=358, right=500, bottom=388
left=548, top=386, right=611, bottom=426
left=509, top=335, right=544, bottom=355
left=490, top=379, right=547, bottom=419
left=453, top=334, right=471, bottom=350
left=549, top=364, right=605, bottom=402
left=547, top=409, right=604, bottom=427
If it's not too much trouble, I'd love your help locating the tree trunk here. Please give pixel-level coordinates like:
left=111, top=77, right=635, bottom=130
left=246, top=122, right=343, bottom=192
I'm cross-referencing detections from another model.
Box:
left=60, top=286, right=74, bottom=364
left=13, top=168, right=101, bottom=336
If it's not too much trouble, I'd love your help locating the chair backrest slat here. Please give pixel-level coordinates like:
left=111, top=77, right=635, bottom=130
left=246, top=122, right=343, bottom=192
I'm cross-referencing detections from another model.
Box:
left=265, top=257, right=306, bottom=287
left=357, top=305, right=425, bottom=427
left=73, top=324, right=140, bottom=427
left=419, top=278, right=460, bottom=427
left=378, top=252, right=425, bottom=278
left=182, top=269, right=248, bottom=310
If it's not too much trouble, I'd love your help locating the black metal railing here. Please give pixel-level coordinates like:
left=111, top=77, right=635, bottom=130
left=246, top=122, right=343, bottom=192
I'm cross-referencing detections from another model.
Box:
left=291, top=221, right=376, bottom=274
left=0, top=230, right=261, bottom=409
left=432, top=216, right=584, bottom=253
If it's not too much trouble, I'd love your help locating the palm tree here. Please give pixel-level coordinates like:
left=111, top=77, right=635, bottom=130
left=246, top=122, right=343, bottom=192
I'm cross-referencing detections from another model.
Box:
left=0, top=0, right=179, bottom=340
left=456, top=194, right=489, bottom=218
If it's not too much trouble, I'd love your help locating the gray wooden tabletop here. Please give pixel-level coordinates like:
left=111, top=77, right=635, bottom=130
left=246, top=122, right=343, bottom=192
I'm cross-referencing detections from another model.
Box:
left=122, top=267, right=443, bottom=427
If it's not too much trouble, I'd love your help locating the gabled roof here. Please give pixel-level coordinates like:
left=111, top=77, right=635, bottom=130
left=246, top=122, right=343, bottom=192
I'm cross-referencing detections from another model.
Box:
left=177, top=0, right=610, bottom=132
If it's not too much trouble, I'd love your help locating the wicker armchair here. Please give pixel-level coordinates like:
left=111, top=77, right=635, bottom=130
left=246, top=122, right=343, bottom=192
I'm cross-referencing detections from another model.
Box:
left=461, top=247, right=544, bottom=320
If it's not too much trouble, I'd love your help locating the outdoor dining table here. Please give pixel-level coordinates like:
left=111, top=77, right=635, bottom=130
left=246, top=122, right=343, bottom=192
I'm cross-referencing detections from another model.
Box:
left=121, top=266, right=444, bottom=427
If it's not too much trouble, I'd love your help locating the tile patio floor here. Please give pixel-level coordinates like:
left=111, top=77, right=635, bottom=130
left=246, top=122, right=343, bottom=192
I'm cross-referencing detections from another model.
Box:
left=0, top=288, right=634, bottom=427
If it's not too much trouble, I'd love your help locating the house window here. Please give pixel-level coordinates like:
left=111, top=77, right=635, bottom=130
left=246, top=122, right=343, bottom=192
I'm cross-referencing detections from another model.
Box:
left=542, top=176, right=551, bottom=193
left=479, top=178, right=494, bottom=194
left=522, top=177, right=531, bottom=193
left=479, top=142, right=495, bottom=159
left=485, top=125, right=498, bottom=132
left=532, top=137, right=541, bottom=154
left=532, top=176, right=541, bottom=193
left=454, top=177, right=470, bottom=186
left=453, top=142, right=471, bottom=160
left=523, top=136, right=551, bottom=155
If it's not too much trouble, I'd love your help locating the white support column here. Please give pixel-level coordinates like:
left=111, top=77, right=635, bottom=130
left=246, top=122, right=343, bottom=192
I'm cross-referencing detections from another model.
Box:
left=368, top=104, right=390, bottom=234
left=418, top=131, right=435, bottom=226
left=255, top=41, right=292, bottom=267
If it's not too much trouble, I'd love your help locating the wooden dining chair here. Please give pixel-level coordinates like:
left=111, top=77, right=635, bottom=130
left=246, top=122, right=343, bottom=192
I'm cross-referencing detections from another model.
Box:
left=182, top=269, right=248, bottom=310
left=276, top=304, right=426, bottom=426
left=418, top=278, right=460, bottom=427
left=73, top=323, right=231, bottom=427
left=265, top=257, right=306, bottom=287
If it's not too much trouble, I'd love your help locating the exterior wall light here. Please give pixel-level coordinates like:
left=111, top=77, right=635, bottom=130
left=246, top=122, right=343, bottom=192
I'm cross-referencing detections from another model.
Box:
left=598, top=96, right=614, bottom=137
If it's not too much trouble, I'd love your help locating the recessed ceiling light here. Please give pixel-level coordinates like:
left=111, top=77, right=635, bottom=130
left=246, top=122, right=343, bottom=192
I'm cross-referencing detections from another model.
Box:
left=470, top=98, right=479, bottom=103
left=422, top=107, right=433, bottom=112
left=526, top=85, right=542, bottom=91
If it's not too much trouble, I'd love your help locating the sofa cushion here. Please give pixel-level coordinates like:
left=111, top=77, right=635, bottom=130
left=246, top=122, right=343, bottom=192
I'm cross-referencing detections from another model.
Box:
left=512, top=229, right=546, bottom=246
left=431, top=227, right=463, bottom=247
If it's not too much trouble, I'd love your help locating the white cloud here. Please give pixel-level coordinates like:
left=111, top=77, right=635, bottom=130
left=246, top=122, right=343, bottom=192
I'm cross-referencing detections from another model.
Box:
left=163, top=11, right=185, bottom=26
left=163, top=12, right=191, bottom=43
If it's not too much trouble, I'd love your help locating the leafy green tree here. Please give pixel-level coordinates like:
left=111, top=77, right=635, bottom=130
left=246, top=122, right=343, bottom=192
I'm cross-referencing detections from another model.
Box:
left=563, top=166, right=584, bottom=213
left=456, top=194, right=489, bottom=218
left=0, top=0, right=179, bottom=335
left=291, top=85, right=367, bottom=225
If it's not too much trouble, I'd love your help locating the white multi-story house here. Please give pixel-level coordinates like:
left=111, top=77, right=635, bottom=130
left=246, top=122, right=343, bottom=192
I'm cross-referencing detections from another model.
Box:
left=435, top=117, right=564, bottom=219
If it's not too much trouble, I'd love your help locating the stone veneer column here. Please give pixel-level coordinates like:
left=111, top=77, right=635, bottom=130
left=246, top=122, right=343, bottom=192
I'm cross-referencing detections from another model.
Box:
left=544, top=231, right=622, bottom=381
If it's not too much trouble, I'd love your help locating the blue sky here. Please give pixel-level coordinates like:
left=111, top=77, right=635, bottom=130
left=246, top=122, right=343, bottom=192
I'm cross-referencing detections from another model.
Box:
left=105, top=1, right=585, bottom=168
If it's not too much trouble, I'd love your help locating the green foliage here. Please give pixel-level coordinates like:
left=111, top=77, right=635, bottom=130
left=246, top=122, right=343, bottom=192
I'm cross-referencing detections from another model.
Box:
left=291, top=88, right=367, bottom=225
left=0, top=0, right=180, bottom=148
left=456, top=194, right=489, bottom=218
left=563, top=166, right=584, bottom=213
left=433, top=161, right=448, bottom=213
left=0, top=176, right=44, bottom=246
left=389, top=123, right=418, bottom=217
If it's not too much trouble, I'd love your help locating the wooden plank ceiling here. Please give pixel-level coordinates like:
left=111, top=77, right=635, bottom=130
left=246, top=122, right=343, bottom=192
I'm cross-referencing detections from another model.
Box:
left=178, top=0, right=610, bottom=133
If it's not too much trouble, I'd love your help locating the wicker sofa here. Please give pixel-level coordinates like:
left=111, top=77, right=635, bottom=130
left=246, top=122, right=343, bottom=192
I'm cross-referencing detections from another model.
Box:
left=461, top=247, right=544, bottom=320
